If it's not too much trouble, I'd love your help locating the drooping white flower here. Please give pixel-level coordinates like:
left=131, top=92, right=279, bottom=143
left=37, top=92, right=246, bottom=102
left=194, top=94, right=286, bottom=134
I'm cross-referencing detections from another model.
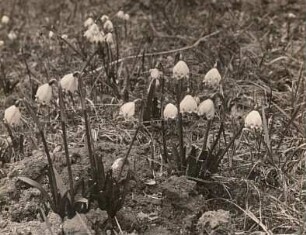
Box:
left=1, top=15, right=9, bottom=24
left=203, top=68, right=221, bottom=87
left=100, top=15, right=109, bottom=23
left=60, top=73, right=78, bottom=93
left=149, top=68, right=161, bottom=88
left=180, top=95, right=197, bottom=114
left=84, top=17, right=94, bottom=28
left=35, top=79, right=57, bottom=105
left=61, top=34, right=68, bottom=40
left=124, top=13, right=130, bottom=21
left=198, top=99, right=215, bottom=120
left=0, top=40, right=4, bottom=47
left=244, top=110, right=262, bottom=130
left=173, top=60, right=189, bottom=80
left=163, top=103, right=178, bottom=120
left=48, top=31, right=54, bottom=39
left=105, top=32, right=114, bottom=45
left=84, top=23, right=104, bottom=43
left=103, top=19, right=114, bottom=33
left=4, top=101, right=21, bottom=127
left=111, top=157, right=129, bottom=181
left=150, top=68, right=162, bottom=79
left=8, top=31, right=17, bottom=40
left=116, top=10, right=125, bottom=20
left=119, top=101, right=135, bottom=119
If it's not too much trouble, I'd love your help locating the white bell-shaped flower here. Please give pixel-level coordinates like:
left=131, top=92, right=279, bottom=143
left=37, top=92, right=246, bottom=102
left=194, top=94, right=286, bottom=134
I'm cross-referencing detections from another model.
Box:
left=103, top=19, right=114, bottom=33
left=150, top=68, right=162, bottom=79
left=111, top=157, right=129, bottom=181
left=4, top=101, right=21, bottom=127
left=116, top=10, right=125, bottom=20
left=0, top=40, right=4, bottom=47
left=124, top=13, right=130, bottom=21
left=61, top=34, right=68, bottom=40
left=198, top=99, right=215, bottom=120
left=180, top=95, right=197, bottom=114
left=84, top=17, right=94, bottom=28
left=119, top=101, right=135, bottom=119
left=244, top=110, right=262, bottom=130
left=84, top=23, right=104, bottom=43
left=60, top=73, right=78, bottom=93
left=203, top=68, right=221, bottom=87
left=48, top=31, right=54, bottom=39
left=1, top=15, right=9, bottom=24
left=163, top=103, right=178, bottom=120
left=100, top=15, right=109, bottom=23
left=173, top=60, right=189, bottom=80
left=35, top=80, right=56, bottom=105
left=105, top=32, right=114, bottom=45
left=8, top=31, right=17, bottom=40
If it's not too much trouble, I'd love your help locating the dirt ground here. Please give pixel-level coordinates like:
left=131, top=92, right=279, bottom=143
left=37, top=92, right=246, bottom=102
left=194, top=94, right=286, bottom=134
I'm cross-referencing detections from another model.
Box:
left=0, top=0, right=305, bottom=234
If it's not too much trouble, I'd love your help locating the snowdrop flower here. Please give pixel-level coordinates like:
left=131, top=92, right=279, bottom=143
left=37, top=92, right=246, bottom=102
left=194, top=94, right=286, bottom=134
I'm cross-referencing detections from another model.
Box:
left=163, top=103, right=178, bottom=120
left=203, top=68, right=221, bottom=87
left=0, top=40, right=4, bottom=47
left=244, top=110, right=262, bottom=130
left=103, top=19, right=114, bottom=33
left=116, top=10, right=125, bottom=20
left=111, top=157, right=129, bottom=181
left=8, top=31, right=17, bottom=40
left=173, top=60, right=189, bottom=80
left=60, top=73, right=78, bottom=93
left=84, top=17, right=94, bottom=28
left=35, top=79, right=57, bottom=105
left=61, top=34, right=68, bottom=40
left=150, top=68, right=162, bottom=79
left=149, top=68, right=161, bottom=88
left=198, top=99, right=215, bottom=120
left=180, top=95, right=197, bottom=114
left=124, top=13, right=130, bottom=21
left=105, top=32, right=114, bottom=45
left=48, top=31, right=54, bottom=39
left=1, top=15, right=9, bottom=24
left=84, top=23, right=104, bottom=43
left=119, top=101, right=135, bottom=119
left=4, top=100, right=22, bottom=127
left=100, top=15, right=109, bottom=23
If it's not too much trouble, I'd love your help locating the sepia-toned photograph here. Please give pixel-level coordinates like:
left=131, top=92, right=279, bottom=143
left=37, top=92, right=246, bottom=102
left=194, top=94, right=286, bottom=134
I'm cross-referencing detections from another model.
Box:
left=0, top=0, right=305, bottom=234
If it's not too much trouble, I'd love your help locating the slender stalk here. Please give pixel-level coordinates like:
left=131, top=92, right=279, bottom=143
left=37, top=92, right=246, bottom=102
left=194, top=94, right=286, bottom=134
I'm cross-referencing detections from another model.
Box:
left=160, top=72, right=168, bottom=163
left=176, top=79, right=185, bottom=170
left=201, top=120, right=211, bottom=154
left=58, top=84, right=74, bottom=204
left=118, top=125, right=141, bottom=179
